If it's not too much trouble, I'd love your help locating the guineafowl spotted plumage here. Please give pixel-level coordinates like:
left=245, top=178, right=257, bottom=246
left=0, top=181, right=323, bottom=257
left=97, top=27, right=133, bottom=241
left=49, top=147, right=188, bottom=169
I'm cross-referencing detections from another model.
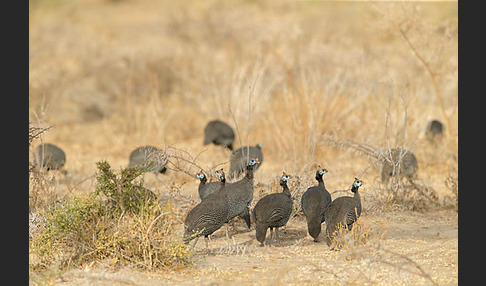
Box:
left=301, top=167, right=331, bottom=242
left=425, top=119, right=444, bottom=143
left=252, top=172, right=293, bottom=246
left=34, top=143, right=66, bottom=171
left=225, top=158, right=260, bottom=231
left=183, top=169, right=228, bottom=249
left=381, top=147, right=418, bottom=183
left=228, top=144, right=263, bottom=180
left=324, top=178, right=363, bottom=248
left=203, top=120, right=235, bottom=150
left=196, top=170, right=222, bottom=201
left=128, top=145, right=167, bottom=174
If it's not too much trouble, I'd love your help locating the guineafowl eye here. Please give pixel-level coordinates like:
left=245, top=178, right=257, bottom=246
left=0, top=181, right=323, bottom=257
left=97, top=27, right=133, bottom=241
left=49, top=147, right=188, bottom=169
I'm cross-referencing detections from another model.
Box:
left=353, top=181, right=362, bottom=187
left=197, top=173, right=205, bottom=179
left=319, top=169, right=326, bottom=176
left=249, top=159, right=256, bottom=166
left=281, top=176, right=290, bottom=182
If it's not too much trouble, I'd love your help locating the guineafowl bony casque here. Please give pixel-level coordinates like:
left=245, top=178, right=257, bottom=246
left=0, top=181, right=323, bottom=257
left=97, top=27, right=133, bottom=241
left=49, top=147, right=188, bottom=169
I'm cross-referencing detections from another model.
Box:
left=196, top=170, right=222, bottom=201
left=301, top=167, right=331, bottom=242
left=224, top=158, right=260, bottom=233
left=324, top=178, right=363, bottom=248
left=34, top=143, right=66, bottom=171
left=381, top=147, right=418, bottom=183
left=203, top=120, right=235, bottom=150
left=228, top=144, right=263, bottom=179
left=128, top=145, right=167, bottom=174
left=183, top=169, right=228, bottom=249
left=252, top=172, right=293, bottom=247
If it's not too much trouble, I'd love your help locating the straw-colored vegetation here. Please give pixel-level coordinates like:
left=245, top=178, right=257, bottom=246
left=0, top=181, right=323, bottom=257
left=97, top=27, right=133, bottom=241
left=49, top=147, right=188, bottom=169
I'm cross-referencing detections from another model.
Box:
left=29, top=0, right=457, bottom=285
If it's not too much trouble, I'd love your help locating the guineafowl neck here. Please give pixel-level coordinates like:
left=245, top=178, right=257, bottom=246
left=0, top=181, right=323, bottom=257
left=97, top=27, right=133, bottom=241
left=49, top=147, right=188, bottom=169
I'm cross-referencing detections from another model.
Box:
left=245, top=166, right=255, bottom=180
left=281, top=184, right=291, bottom=197
left=352, top=188, right=361, bottom=203
left=317, top=177, right=326, bottom=189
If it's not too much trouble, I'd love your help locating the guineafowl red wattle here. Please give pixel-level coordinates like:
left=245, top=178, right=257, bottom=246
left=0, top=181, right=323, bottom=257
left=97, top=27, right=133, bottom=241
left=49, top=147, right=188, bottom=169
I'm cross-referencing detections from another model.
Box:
left=252, top=172, right=293, bottom=247
left=324, top=178, right=363, bottom=248
left=203, top=120, right=235, bottom=150
left=301, top=167, right=332, bottom=242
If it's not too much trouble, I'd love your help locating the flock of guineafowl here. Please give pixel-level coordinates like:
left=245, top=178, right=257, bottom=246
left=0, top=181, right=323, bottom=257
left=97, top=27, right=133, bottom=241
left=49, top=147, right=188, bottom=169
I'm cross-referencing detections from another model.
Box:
left=32, top=118, right=444, bottom=249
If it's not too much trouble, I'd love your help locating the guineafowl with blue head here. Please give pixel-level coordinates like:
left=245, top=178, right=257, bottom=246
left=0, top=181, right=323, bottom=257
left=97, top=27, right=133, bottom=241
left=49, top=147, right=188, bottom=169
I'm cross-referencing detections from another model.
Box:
left=183, top=169, right=228, bottom=249
left=301, top=166, right=332, bottom=242
left=228, top=144, right=263, bottom=180
left=324, top=178, right=363, bottom=248
left=252, top=172, right=293, bottom=246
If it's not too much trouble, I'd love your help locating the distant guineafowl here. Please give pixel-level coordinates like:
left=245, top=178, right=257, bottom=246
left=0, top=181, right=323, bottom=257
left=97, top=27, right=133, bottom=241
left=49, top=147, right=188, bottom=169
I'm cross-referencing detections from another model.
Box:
left=252, top=172, right=293, bottom=246
left=183, top=169, right=228, bottom=249
left=228, top=144, right=263, bottom=179
left=35, top=143, right=66, bottom=171
left=381, top=147, right=418, bottom=183
left=128, top=145, right=167, bottom=174
left=425, top=119, right=444, bottom=143
left=203, top=120, right=235, bottom=150
left=196, top=170, right=222, bottom=201
left=225, top=158, right=260, bottom=232
left=301, top=167, right=331, bottom=242
left=324, top=178, right=363, bottom=248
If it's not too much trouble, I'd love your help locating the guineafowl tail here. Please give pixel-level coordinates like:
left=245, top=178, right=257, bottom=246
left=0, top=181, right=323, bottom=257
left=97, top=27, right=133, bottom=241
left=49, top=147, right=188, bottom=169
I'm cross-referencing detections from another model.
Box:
left=255, top=223, right=268, bottom=245
left=307, top=216, right=322, bottom=241
left=240, top=207, right=251, bottom=229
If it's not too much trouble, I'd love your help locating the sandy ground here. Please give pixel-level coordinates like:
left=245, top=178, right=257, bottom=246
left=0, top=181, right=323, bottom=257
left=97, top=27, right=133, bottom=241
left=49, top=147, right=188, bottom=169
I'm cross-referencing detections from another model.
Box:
left=33, top=186, right=457, bottom=286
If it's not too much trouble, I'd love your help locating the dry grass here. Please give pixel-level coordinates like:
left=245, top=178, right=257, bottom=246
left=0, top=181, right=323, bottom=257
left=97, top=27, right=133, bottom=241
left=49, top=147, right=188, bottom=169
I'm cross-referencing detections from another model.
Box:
left=29, top=0, right=457, bottom=284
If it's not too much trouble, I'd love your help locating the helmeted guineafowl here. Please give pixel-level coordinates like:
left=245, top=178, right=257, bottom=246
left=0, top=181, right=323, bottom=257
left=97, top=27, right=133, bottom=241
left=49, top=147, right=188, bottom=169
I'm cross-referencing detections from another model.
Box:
left=324, top=178, right=363, bottom=248
left=301, top=167, right=331, bottom=242
left=252, top=172, right=293, bottom=246
left=225, top=158, right=260, bottom=231
left=183, top=169, right=228, bottom=249
left=381, top=147, right=418, bottom=183
left=203, top=120, right=235, bottom=150
left=196, top=170, right=222, bottom=201
left=128, top=145, right=167, bottom=174
left=34, top=143, right=66, bottom=171
left=228, top=144, right=263, bottom=180
left=425, top=119, right=444, bottom=143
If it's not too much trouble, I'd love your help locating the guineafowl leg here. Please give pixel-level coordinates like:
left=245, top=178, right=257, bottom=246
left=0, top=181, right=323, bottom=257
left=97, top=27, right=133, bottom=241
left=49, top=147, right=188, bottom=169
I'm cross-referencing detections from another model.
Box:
left=275, top=227, right=280, bottom=245
left=269, top=227, right=275, bottom=246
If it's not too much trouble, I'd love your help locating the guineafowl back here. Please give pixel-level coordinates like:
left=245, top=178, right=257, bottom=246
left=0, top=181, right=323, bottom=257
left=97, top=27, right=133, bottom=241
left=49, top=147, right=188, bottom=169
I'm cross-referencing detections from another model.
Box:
left=198, top=175, right=222, bottom=201
left=184, top=171, right=228, bottom=241
left=225, top=159, right=259, bottom=221
left=229, top=144, right=263, bottom=179
left=203, top=120, right=235, bottom=149
left=253, top=192, right=292, bottom=228
left=35, top=143, right=66, bottom=170
left=129, top=145, right=167, bottom=174
left=381, top=148, right=418, bottom=182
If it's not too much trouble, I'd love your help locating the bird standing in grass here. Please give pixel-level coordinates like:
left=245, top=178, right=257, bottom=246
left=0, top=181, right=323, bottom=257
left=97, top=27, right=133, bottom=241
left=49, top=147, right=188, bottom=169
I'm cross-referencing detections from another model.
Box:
left=183, top=169, right=228, bottom=249
left=224, top=158, right=260, bottom=233
left=252, top=172, right=293, bottom=246
left=203, top=120, right=235, bottom=150
left=196, top=170, right=222, bottom=201
left=34, top=143, right=66, bottom=171
left=301, top=166, right=331, bottom=242
left=324, top=177, right=363, bottom=248
left=128, top=145, right=167, bottom=174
